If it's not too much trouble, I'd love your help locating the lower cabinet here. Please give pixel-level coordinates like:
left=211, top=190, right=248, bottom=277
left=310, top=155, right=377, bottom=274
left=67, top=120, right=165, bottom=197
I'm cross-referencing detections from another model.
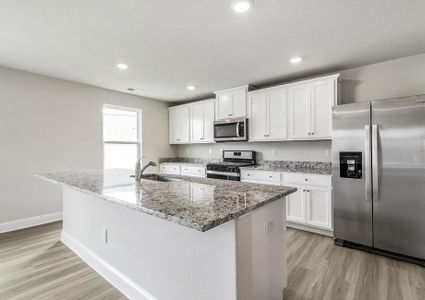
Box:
left=241, top=170, right=333, bottom=235
left=160, top=163, right=206, bottom=178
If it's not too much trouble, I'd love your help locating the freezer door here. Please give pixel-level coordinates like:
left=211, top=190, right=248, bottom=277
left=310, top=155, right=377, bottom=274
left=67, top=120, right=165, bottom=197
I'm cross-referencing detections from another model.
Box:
left=332, top=102, right=373, bottom=246
left=371, top=95, right=425, bottom=259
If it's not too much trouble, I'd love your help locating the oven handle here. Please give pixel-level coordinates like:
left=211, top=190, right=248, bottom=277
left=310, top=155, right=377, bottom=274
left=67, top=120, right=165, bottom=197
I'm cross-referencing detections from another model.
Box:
left=206, top=170, right=240, bottom=177
left=236, top=122, right=240, bottom=137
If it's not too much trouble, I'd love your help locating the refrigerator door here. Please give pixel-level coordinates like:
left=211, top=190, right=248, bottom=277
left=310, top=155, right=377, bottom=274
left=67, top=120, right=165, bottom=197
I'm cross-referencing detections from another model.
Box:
left=332, top=102, right=373, bottom=246
left=371, top=95, right=425, bottom=259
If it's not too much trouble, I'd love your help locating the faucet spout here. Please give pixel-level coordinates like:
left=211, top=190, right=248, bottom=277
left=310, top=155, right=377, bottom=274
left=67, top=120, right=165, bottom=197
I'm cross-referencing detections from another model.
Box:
left=135, top=157, right=157, bottom=182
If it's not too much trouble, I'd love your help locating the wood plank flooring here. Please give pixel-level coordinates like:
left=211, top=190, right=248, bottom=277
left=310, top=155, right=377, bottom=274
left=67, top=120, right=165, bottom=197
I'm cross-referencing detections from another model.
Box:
left=1, top=222, right=424, bottom=299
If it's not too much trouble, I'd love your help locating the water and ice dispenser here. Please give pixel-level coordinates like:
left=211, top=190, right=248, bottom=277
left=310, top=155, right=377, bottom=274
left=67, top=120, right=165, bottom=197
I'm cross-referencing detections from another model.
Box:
left=339, top=152, right=362, bottom=179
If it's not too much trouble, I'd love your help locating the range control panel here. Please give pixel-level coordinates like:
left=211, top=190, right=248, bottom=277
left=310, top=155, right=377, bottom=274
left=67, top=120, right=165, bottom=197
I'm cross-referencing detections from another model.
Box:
left=340, top=152, right=362, bottom=179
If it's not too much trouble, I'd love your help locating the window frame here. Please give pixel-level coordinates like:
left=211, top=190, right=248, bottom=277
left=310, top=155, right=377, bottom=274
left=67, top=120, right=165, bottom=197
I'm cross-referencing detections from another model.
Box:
left=103, top=104, right=142, bottom=169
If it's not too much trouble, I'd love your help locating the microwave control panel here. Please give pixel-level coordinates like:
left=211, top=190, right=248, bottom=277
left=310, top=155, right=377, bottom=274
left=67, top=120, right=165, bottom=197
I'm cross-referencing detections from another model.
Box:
left=340, top=152, right=362, bottom=179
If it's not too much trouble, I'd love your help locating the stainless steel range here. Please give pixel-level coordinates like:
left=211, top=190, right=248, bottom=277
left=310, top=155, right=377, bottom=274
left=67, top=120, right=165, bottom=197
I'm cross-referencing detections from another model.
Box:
left=206, top=150, right=256, bottom=181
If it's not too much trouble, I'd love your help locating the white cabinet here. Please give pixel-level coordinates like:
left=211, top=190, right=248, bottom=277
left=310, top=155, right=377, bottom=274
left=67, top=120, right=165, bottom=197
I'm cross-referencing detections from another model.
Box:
left=160, top=163, right=181, bottom=175
left=284, top=173, right=332, bottom=231
left=180, top=164, right=206, bottom=178
left=286, top=185, right=306, bottom=223
left=160, top=163, right=206, bottom=178
left=190, top=100, right=215, bottom=143
left=240, top=170, right=281, bottom=185
left=248, top=87, right=287, bottom=141
left=214, top=85, right=249, bottom=120
left=169, top=105, right=190, bottom=144
left=306, top=187, right=332, bottom=229
left=287, top=75, right=339, bottom=140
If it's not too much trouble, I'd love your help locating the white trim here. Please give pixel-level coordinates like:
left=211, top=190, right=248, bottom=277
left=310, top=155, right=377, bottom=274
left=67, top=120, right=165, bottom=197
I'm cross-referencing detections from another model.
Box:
left=286, top=222, right=333, bottom=237
left=0, top=212, right=62, bottom=234
left=61, top=231, right=156, bottom=300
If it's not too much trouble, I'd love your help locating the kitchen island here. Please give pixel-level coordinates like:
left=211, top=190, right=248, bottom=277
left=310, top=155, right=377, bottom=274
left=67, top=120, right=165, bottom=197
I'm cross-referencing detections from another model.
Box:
left=37, top=169, right=296, bottom=300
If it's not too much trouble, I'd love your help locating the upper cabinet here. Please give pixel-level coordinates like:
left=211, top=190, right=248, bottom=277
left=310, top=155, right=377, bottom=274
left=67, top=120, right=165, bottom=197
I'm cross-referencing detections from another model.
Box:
left=169, top=105, right=190, bottom=144
left=248, top=86, right=287, bottom=141
left=190, top=99, right=215, bottom=143
left=287, top=74, right=340, bottom=139
left=214, top=85, right=250, bottom=120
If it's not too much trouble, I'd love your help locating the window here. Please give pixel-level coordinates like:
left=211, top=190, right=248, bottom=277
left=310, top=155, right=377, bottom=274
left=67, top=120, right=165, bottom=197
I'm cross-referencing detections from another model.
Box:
left=103, top=105, right=141, bottom=169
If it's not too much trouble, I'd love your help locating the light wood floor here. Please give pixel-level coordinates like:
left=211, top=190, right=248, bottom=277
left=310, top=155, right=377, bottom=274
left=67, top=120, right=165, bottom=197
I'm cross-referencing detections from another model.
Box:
left=1, top=223, right=424, bottom=300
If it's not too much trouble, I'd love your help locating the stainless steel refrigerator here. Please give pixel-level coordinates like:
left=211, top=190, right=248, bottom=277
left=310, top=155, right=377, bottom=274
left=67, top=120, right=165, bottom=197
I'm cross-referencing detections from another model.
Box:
left=332, top=95, right=425, bottom=264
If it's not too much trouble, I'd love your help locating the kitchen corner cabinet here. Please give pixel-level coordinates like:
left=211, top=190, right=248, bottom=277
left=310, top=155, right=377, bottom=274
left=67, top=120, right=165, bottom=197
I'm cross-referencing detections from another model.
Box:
left=247, top=87, right=287, bottom=141
left=190, top=99, right=215, bottom=143
left=214, top=85, right=250, bottom=120
left=169, top=105, right=190, bottom=144
left=287, top=75, right=339, bottom=139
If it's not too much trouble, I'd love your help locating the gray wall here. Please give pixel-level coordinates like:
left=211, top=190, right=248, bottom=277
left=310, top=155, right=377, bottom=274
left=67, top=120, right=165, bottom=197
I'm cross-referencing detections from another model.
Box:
left=177, top=53, right=425, bottom=162
left=0, top=66, right=176, bottom=224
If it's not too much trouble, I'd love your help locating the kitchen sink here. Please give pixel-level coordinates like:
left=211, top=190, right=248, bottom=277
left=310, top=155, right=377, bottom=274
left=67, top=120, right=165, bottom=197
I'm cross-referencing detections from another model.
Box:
left=139, top=174, right=182, bottom=182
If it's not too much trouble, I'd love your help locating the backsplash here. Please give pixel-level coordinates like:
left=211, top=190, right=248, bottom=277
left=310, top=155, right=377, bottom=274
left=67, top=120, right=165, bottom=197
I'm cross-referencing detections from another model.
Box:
left=176, top=140, right=332, bottom=162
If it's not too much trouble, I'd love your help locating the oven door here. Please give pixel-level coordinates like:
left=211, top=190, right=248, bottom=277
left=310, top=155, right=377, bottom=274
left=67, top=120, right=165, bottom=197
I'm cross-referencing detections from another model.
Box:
left=206, top=171, right=240, bottom=181
left=214, top=118, right=247, bottom=142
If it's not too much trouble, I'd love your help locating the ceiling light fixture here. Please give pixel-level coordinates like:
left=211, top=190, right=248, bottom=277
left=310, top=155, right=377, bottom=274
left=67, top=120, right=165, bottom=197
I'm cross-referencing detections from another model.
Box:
left=116, top=63, right=129, bottom=70
left=186, top=85, right=195, bottom=91
left=289, top=56, right=303, bottom=64
left=231, top=0, right=253, bottom=13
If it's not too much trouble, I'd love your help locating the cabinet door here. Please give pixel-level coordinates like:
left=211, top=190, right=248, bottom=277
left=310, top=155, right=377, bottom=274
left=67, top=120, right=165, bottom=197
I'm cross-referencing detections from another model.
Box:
left=288, top=84, right=311, bottom=138
left=306, top=187, right=332, bottom=230
left=286, top=185, right=306, bottom=223
left=169, top=106, right=189, bottom=144
left=203, top=100, right=215, bottom=143
left=311, top=80, right=334, bottom=139
left=190, top=102, right=204, bottom=143
left=232, top=88, right=247, bottom=118
left=249, top=92, right=268, bottom=140
left=268, top=87, right=287, bottom=139
left=217, top=93, right=233, bottom=119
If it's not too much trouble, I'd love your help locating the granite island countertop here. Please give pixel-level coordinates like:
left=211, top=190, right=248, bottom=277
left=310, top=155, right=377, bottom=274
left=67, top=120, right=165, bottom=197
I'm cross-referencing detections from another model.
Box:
left=37, top=169, right=296, bottom=232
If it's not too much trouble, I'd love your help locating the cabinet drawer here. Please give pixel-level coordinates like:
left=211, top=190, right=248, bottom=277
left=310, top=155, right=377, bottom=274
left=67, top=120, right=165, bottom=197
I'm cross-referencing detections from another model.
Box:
left=240, top=170, right=281, bottom=185
left=160, top=164, right=181, bottom=175
left=284, top=173, right=331, bottom=187
left=181, top=165, right=206, bottom=177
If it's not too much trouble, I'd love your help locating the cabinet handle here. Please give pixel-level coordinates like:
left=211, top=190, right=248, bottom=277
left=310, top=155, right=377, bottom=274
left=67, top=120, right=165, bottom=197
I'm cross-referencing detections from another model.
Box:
left=305, top=178, right=308, bottom=181
left=176, top=138, right=181, bottom=141
left=228, top=114, right=233, bottom=117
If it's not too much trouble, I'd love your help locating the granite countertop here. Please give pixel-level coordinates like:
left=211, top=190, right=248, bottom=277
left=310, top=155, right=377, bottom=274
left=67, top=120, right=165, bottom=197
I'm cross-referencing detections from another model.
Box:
left=240, top=164, right=331, bottom=175
left=159, top=158, right=332, bottom=175
left=37, top=169, right=296, bottom=232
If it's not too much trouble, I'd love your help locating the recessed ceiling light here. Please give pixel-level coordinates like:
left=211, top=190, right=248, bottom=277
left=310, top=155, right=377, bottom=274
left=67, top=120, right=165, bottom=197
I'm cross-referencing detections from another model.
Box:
left=231, top=0, right=253, bottom=13
left=116, top=63, right=128, bottom=70
left=289, top=56, right=303, bottom=64
left=187, top=85, right=195, bottom=91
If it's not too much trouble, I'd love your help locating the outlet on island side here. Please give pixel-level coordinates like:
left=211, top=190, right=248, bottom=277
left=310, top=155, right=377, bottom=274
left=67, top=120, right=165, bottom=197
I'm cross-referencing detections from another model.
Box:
left=265, top=221, right=274, bottom=236
left=101, top=227, right=108, bottom=244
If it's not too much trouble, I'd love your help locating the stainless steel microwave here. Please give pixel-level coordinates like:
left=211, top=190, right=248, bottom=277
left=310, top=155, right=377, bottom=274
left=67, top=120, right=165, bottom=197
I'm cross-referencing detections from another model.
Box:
left=214, top=118, right=248, bottom=142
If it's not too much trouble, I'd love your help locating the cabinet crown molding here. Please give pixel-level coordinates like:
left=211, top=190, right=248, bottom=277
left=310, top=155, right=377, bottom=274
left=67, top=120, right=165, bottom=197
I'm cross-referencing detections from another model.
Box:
left=214, top=84, right=251, bottom=95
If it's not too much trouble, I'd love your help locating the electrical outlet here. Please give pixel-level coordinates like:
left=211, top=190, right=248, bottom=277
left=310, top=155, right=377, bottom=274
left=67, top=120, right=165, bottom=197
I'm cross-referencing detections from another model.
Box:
left=101, top=227, right=108, bottom=244
left=326, top=149, right=332, bottom=157
left=265, top=221, right=274, bottom=236
left=271, top=149, right=277, bottom=158
left=209, top=147, right=212, bottom=155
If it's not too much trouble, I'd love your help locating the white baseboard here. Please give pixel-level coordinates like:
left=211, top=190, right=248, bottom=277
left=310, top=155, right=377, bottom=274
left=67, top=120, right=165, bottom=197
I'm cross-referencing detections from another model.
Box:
left=286, top=222, right=333, bottom=237
left=0, top=212, right=63, bottom=234
left=61, top=231, right=156, bottom=300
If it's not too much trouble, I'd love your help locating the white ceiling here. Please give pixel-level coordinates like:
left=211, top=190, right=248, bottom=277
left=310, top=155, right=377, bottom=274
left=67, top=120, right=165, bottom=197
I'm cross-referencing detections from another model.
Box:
left=1, top=0, right=425, bottom=102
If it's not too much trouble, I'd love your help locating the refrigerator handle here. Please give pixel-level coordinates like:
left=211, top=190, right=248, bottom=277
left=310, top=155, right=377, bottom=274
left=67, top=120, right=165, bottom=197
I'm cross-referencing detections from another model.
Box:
left=365, top=125, right=372, bottom=202
left=372, top=124, right=379, bottom=203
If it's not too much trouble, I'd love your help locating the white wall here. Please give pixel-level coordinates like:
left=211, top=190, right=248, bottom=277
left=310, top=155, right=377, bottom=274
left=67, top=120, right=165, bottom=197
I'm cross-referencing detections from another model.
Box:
left=0, top=66, right=176, bottom=225
left=177, top=53, right=425, bottom=162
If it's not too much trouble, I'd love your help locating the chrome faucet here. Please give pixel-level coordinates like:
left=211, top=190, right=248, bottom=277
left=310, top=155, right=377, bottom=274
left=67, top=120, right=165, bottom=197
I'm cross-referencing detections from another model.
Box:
left=135, top=157, right=157, bottom=182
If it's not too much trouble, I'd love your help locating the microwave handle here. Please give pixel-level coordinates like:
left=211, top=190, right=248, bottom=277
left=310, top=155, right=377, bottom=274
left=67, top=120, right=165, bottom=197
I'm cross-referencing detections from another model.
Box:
left=236, top=122, right=240, bottom=137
